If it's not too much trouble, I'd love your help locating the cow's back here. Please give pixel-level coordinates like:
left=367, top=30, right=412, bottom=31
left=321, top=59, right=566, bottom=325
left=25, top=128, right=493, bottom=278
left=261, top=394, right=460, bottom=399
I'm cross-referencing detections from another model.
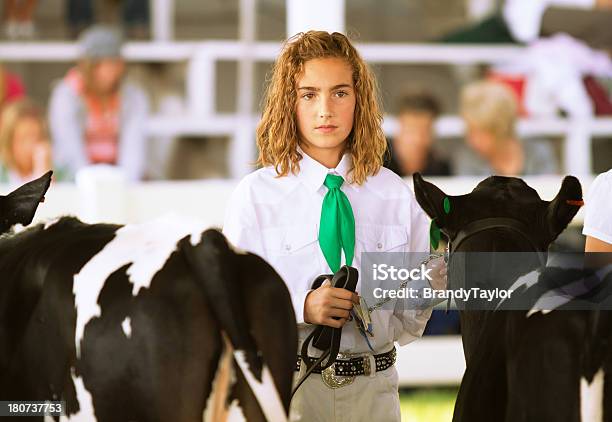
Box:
left=0, top=217, right=226, bottom=421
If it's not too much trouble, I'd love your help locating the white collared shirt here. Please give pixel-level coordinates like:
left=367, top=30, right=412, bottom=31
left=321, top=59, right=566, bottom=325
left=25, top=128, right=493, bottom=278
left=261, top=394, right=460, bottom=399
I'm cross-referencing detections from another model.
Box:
left=222, top=150, right=432, bottom=354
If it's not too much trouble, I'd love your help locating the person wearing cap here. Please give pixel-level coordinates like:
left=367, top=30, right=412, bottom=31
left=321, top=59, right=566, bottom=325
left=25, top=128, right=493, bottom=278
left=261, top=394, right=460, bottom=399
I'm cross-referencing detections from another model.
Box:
left=48, top=25, right=149, bottom=181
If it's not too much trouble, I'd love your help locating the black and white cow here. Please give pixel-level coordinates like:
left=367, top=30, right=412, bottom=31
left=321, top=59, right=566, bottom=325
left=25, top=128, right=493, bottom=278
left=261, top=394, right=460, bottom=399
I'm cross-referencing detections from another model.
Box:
left=412, top=173, right=606, bottom=422
left=0, top=172, right=297, bottom=421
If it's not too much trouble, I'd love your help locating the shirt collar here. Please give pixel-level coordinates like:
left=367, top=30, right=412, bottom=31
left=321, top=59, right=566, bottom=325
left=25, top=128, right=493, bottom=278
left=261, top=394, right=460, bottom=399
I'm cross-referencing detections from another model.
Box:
left=297, top=146, right=357, bottom=193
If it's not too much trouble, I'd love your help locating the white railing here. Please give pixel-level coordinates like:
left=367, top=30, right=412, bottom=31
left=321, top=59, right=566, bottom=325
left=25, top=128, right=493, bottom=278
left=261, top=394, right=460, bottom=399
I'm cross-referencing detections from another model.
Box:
left=0, top=174, right=591, bottom=226
left=397, top=335, right=465, bottom=386
left=1, top=41, right=608, bottom=176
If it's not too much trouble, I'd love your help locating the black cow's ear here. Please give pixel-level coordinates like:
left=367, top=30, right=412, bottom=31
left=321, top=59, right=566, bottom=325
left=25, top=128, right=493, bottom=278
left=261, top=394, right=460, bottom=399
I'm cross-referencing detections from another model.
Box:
left=545, top=175, right=583, bottom=241
left=1, top=171, right=52, bottom=231
left=413, top=173, right=449, bottom=226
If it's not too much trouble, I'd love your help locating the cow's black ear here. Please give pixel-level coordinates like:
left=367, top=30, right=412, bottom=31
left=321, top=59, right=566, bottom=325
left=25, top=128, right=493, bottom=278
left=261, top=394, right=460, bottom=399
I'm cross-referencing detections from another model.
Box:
left=413, top=173, right=449, bottom=227
left=545, top=175, right=583, bottom=241
left=1, top=171, right=52, bottom=230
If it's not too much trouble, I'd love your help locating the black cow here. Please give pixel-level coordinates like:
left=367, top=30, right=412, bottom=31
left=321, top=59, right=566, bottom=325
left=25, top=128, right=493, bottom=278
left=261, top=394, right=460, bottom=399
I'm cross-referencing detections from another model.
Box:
left=0, top=172, right=297, bottom=422
left=413, top=173, right=600, bottom=422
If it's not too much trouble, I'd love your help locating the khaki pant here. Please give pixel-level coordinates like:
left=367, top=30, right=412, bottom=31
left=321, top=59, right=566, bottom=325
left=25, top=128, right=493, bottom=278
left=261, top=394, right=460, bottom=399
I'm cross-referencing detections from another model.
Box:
left=290, top=364, right=401, bottom=422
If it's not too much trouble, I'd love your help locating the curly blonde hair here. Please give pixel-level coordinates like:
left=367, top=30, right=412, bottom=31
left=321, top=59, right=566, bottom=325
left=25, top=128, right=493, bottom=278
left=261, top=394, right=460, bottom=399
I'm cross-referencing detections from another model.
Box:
left=256, top=31, right=386, bottom=185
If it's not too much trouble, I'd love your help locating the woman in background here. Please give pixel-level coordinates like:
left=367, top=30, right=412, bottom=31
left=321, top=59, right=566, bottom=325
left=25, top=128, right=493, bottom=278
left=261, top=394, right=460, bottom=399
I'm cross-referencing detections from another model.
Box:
left=48, top=25, right=149, bottom=181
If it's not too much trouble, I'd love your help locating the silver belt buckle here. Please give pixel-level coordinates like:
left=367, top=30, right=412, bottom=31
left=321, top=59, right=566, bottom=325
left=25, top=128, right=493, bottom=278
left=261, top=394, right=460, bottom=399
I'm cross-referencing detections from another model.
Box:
left=321, top=353, right=355, bottom=389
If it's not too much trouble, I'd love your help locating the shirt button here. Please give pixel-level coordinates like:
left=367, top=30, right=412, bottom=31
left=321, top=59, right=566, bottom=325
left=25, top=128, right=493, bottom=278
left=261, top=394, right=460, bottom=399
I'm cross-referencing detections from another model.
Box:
left=285, top=244, right=292, bottom=251
left=377, top=243, right=383, bottom=249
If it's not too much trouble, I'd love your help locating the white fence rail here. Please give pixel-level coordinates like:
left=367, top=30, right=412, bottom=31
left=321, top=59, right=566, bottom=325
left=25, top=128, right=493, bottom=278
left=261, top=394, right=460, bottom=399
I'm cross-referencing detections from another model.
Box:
left=1, top=174, right=591, bottom=226
left=397, top=336, right=465, bottom=386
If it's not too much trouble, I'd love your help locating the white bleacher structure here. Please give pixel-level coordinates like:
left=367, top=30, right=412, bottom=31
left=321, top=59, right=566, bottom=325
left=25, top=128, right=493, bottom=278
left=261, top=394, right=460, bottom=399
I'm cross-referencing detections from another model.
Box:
left=0, top=0, right=606, bottom=387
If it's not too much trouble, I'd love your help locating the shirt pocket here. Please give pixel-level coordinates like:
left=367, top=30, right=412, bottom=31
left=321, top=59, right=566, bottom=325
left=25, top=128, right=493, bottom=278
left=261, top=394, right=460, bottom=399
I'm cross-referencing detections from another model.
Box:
left=357, top=225, right=409, bottom=253
left=262, top=223, right=319, bottom=256
left=261, top=223, right=320, bottom=286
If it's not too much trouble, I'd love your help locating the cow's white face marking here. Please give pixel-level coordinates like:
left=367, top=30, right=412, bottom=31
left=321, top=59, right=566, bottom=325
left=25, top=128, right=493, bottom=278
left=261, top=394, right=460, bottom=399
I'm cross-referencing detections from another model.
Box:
left=121, top=317, right=131, bottom=338
left=62, top=368, right=96, bottom=422
left=73, top=214, right=215, bottom=357
left=233, top=350, right=287, bottom=422
left=581, top=368, right=604, bottom=422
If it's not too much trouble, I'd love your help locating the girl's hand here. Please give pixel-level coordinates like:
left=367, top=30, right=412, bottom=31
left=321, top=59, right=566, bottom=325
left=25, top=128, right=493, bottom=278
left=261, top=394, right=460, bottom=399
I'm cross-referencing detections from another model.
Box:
left=427, top=255, right=447, bottom=291
left=303, top=279, right=358, bottom=328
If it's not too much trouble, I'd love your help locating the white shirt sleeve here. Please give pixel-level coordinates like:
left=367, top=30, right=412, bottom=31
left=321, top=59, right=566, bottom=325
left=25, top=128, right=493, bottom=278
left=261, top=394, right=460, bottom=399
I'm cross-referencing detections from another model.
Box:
left=392, top=190, right=434, bottom=346
left=583, top=170, right=612, bottom=244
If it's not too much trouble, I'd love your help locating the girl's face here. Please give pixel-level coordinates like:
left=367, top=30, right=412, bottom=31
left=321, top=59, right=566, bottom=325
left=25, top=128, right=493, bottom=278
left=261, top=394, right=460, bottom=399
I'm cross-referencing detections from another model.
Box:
left=295, top=57, right=356, bottom=165
left=11, top=117, right=46, bottom=172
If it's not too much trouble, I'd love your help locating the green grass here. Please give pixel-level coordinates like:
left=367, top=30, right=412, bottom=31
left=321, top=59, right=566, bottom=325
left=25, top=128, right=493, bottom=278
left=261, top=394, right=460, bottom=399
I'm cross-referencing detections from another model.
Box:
left=399, top=388, right=458, bottom=422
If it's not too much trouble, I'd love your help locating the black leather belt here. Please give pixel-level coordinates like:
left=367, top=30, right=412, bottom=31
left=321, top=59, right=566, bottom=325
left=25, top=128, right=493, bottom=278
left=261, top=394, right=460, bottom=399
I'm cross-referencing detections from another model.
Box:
left=295, top=347, right=397, bottom=376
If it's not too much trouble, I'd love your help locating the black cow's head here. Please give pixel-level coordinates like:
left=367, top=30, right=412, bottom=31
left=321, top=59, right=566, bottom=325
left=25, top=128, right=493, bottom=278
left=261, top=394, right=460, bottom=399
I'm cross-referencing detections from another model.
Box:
left=0, top=171, right=52, bottom=234
left=413, top=173, right=583, bottom=252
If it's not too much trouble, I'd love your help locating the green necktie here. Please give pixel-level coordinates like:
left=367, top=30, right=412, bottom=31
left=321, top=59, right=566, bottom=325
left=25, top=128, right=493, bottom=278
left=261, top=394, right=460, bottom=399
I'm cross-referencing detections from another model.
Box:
left=319, top=174, right=355, bottom=273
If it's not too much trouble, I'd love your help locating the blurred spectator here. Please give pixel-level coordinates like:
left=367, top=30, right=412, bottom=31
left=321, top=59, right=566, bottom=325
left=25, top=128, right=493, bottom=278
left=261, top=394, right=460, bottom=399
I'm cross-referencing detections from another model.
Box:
left=455, top=80, right=558, bottom=176
left=489, top=34, right=612, bottom=119
left=67, top=0, right=150, bottom=39
left=0, top=64, right=25, bottom=113
left=443, top=0, right=612, bottom=48
left=506, top=0, right=612, bottom=46
left=385, top=92, right=451, bottom=177
left=3, top=0, right=37, bottom=40
left=0, top=99, right=62, bottom=185
left=48, top=25, right=149, bottom=181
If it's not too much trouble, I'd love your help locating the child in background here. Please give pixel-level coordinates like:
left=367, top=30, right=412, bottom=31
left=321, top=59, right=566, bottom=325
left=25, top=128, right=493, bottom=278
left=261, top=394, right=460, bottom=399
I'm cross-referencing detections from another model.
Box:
left=455, top=80, right=558, bottom=176
left=0, top=99, right=56, bottom=185
left=385, top=91, right=450, bottom=177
